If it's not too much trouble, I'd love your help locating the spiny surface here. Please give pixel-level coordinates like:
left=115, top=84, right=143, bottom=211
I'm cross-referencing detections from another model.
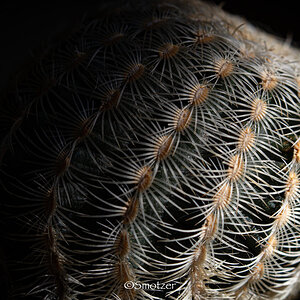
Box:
left=0, top=1, right=300, bottom=299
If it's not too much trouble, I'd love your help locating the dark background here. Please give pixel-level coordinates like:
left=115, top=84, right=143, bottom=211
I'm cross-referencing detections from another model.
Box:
left=0, top=0, right=299, bottom=90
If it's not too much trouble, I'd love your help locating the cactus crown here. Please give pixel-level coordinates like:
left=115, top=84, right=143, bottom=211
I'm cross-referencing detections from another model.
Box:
left=0, top=1, right=300, bottom=299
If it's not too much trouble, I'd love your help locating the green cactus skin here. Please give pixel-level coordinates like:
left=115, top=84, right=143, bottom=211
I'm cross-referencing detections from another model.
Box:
left=0, top=1, right=300, bottom=299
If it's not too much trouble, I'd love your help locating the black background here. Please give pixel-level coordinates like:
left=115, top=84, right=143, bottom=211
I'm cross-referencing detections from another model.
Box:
left=0, top=0, right=299, bottom=90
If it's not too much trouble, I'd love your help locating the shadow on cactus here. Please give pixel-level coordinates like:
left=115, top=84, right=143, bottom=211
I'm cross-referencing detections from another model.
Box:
left=0, top=0, right=300, bottom=299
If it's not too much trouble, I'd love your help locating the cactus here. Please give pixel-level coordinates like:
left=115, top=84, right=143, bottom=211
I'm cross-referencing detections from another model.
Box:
left=1, top=0, right=300, bottom=299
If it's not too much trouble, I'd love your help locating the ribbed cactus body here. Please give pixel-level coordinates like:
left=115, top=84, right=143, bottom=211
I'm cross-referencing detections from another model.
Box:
left=1, top=1, right=300, bottom=299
